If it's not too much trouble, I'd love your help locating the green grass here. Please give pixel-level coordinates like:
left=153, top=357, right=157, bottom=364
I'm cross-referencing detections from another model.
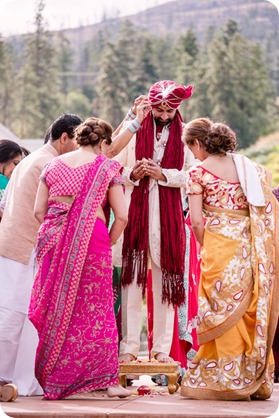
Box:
left=241, top=131, right=279, bottom=188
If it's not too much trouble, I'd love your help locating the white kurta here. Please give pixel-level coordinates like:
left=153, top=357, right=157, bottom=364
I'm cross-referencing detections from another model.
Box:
left=0, top=144, right=57, bottom=396
left=113, top=121, right=195, bottom=267
left=0, top=251, right=43, bottom=396
left=113, top=120, right=196, bottom=357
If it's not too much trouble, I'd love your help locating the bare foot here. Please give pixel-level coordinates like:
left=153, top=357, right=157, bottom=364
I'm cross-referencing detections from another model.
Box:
left=107, top=385, right=131, bottom=398
left=154, top=352, right=174, bottom=363
left=119, top=353, right=136, bottom=363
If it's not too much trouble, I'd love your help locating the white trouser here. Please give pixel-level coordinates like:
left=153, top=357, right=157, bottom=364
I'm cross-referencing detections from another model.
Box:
left=0, top=252, right=43, bottom=396
left=120, top=258, right=175, bottom=358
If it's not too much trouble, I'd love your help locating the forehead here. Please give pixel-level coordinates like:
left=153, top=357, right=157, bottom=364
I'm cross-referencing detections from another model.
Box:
left=153, top=103, right=175, bottom=111
left=10, top=154, right=22, bottom=161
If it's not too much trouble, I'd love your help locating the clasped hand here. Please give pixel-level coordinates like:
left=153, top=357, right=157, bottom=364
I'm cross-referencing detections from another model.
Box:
left=131, top=159, right=164, bottom=181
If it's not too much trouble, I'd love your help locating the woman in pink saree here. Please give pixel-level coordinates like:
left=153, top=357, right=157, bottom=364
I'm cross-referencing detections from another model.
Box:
left=29, top=117, right=130, bottom=400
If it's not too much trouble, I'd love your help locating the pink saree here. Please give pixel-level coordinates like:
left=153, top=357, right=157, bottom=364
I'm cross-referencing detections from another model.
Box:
left=29, top=155, right=122, bottom=400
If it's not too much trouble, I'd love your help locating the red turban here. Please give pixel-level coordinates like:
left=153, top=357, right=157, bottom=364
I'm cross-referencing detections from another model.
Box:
left=148, top=80, right=194, bottom=109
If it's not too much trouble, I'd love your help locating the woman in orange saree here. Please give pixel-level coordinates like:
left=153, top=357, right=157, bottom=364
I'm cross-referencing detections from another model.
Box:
left=180, top=118, right=279, bottom=401
left=29, top=117, right=130, bottom=400
left=272, top=185, right=279, bottom=383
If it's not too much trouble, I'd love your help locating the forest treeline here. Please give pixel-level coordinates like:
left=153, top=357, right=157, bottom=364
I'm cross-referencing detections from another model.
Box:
left=0, top=0, right=278, bottom=149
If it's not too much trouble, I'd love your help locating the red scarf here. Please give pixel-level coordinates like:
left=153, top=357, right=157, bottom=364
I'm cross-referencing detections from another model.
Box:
left=121, top=111, right=186, bottom=307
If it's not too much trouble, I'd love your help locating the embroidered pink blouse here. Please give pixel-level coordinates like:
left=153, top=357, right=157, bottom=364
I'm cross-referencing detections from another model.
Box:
left=186, top=166, right=248, bottom=210
left=41, top=156, right=123, bottom=207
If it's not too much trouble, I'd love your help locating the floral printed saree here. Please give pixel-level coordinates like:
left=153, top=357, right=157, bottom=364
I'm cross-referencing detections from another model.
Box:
left=181, top=161, right=279, bottom=400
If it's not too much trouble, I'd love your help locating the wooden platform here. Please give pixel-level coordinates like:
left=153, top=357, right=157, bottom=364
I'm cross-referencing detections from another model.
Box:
left=119, top=360, right=180, bottom=394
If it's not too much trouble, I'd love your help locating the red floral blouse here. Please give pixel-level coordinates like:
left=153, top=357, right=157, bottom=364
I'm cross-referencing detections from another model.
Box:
left=186, top=166, right=248, bottom=210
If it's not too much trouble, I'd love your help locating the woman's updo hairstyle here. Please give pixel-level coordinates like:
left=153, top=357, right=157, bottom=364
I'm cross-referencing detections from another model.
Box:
left=205, top=122, right=237, bottom=155
left=75, top=117, right=113, bottom=147
left=183, top=118, right=237, bottom=155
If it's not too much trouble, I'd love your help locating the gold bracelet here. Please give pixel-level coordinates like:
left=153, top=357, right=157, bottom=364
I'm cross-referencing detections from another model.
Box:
left=110, top=240, right=117, bottom=246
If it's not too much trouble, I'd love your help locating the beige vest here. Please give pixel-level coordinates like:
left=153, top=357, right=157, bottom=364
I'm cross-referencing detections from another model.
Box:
left=0, top=143, right=58, bottom=264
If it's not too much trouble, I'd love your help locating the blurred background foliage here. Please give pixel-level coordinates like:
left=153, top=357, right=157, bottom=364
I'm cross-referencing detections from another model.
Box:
left=0, top=0, right=278, bottom=183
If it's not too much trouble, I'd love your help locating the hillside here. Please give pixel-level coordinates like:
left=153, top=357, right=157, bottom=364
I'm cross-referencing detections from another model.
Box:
left=58, top=0, right=278, bottom=49
left=6, top=0, right=278, bottom=77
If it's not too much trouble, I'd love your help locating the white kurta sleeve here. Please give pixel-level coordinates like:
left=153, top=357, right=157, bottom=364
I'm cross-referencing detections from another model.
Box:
left=121, top=167, right=140, bottom=186
left=158, top=145, right=198, bottom=188
left=158, top=168, right=187, bottom=187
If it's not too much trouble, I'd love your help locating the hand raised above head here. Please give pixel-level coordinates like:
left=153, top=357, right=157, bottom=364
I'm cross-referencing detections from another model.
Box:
left=131, top=95, right=148, bottom=114
left=136, top=99, right=152, bottom=123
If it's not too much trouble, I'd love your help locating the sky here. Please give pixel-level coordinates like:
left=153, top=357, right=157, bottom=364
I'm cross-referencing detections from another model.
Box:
left=0, top=0, right=176, bottom=36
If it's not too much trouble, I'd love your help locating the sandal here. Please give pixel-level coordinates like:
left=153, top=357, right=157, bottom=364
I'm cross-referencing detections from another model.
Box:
left=0, top=384, right=18, bottom=402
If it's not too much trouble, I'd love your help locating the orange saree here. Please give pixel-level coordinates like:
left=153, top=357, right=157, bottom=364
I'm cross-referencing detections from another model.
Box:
left=181, top=161, right=279, bottom=400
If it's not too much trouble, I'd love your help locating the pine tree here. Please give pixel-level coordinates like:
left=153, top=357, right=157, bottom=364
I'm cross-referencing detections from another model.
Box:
left=113, top=20, right=138, bottom=104
left=14, top=0, right=61, bottom=138
left=179, top=29, right=199, bottom=64
left=81, top=29, right=111, bottom=101
left=131, top=36, right=158, bottom=98
left=64, top=90, right=92, bottom=119
left=94, top=41, right=126, bottom=128
left=152, top=36, right=178, bottom=80
left=194, top=20, right=277, bottom=148
left=175, top=29, right=200, bottom=121
left=56, top=32, right=74, bottom=96
left=0, top=36, right=16, bottom=128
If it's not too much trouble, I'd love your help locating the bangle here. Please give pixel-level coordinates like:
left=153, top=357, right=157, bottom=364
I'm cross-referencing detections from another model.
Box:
left=110, top=240, right=117, bottom=246
left=130, top=171, right=136, bottom=182
left=127, top=108, right=136, bottom=120
left=127, top=119, right=141, bottom=134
